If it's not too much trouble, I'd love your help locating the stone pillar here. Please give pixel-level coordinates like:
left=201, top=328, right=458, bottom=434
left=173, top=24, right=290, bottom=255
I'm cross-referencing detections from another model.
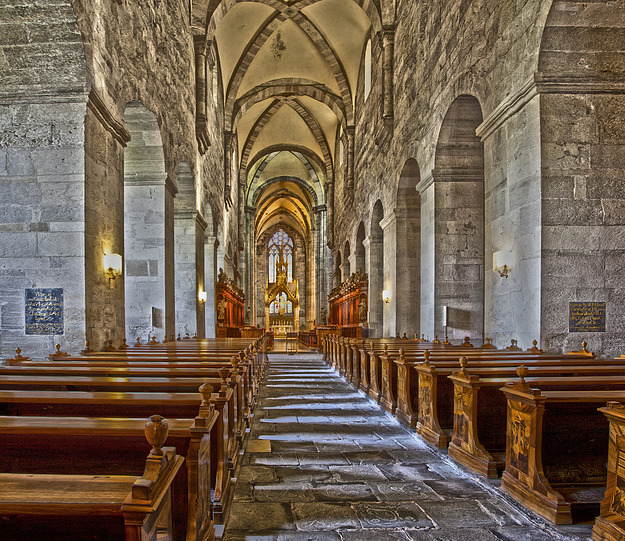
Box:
left=313, top=205, right=328, bottom=324
left=418, top=174, right=435, bottom=340
left=346, top=126, right=355, bottom=196
left=380, top=212, right=397, bottom=338
left=204, top=235, right=217, bottom=338
left=164, top=177, right=177, bottom=339
left=223, top=131, right=232, bottom=205
left=326, top=182, right=334, bottom=248
left=174, top=210, right=207, bottom=338
left=124, top=175, right=178, bottom=342
left=238, top=182, right=245, bottom=252
left=194, top=36, right=210, bottom=155
left=367, top=235, right=384, bottom=338
left=0, top=86, right=92, bottom=360
left=244, top=206, right=255, bottom=325
left=382, top=26, right=395, bottom=126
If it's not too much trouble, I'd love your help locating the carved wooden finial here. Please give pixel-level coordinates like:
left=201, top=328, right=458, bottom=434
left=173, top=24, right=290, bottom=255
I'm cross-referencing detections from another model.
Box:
left=399, top=348, right=405, bottom=360
left=218, top=367, right=230, bottom=384
left=199, top=383, right=214, bottom=406
left=423, top=349, right=431, bottom=367
left=162, top=335, right=168, bottom=343
left=177, top=334, right=181, bottom=341
left=433, top=335, right=440, bottom=344
left=369, top=341, right=375, bottom=351
left=582, top=341, right=589, bottom=353
left=184, top=333, right=190, bottom=339
left=459, top=356, right=468, bottom=370
left=51, top=344, right=68, bottom=357
left=360, top=339, right=365, bottom=348
left=6, top=347, right=29, bottom=364
left=135, top=337, right=142, bottom=346
left=145, top=415, right=169, bottom=457
left=527, top=340, right=541, bottom=353
left=120, top=339, right=128, bottom=349
left=461, top=337, right=473, bottom=347
left=192, top=333, right=197, bottom=339
left=517, top=365, right=529, bottom=383
left=105, top=340, right=116, bottom=352
left=606, top=401, right=625, bottom=411
left=231, top=356, right=239, bottom=369
left=383, top=344, right=388, bottom=354
left=149, top=336, right=158, bottom=345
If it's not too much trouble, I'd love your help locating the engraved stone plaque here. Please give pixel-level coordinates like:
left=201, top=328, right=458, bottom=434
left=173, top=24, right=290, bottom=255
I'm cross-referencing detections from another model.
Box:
left=25, top=288, right=63, bottom=335
left=569, top=301, right=606, bottom=333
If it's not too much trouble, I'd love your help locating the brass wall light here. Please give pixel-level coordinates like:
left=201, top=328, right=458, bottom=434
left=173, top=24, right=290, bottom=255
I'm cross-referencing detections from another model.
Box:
left=198, top=291, right=207, bottom=303
left=382, top=289, right=391, bottom=304
left=493, top=250, right=512, bottom=279
left=104, top=252, right=123, bottom=281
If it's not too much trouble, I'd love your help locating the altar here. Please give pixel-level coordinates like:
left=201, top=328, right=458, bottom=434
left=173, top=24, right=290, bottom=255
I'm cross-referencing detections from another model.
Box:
left=273, top=324, right=293, bottom=338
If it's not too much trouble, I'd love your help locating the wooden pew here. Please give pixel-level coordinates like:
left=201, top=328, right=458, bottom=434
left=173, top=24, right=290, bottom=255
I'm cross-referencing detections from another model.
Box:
left=0, top=415, right=184, bottom=541
left=500, top=379, right=625, bottom=525
left=592, top=401, right=625, bottom=541
left=0, top=386, right=235, bottom=524
left=0, top=367, right=248, bottom=449
left=447, top=363, right=625, bottom=479
left=414, top=354, right=625, bottom=449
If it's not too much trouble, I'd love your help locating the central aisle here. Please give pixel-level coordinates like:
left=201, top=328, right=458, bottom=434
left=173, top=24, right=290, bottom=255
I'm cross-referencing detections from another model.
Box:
left=223, top=353, right=590, bottom=540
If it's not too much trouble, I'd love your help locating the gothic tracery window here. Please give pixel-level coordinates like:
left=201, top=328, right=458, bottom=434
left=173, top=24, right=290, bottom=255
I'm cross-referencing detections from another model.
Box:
left=268, top=229, right=293, bottom=283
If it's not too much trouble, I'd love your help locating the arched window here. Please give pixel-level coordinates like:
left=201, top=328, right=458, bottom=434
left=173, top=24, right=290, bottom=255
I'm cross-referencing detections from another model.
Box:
left=364, top=39, right=372, bottom=100
left=269, top=292, right=293, bottom=314
left=268, top=229, right=294, bottom=283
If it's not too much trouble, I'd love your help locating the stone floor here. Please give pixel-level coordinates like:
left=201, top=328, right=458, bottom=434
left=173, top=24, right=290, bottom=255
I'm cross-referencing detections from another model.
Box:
left=222, top=352, right=594, bottom=541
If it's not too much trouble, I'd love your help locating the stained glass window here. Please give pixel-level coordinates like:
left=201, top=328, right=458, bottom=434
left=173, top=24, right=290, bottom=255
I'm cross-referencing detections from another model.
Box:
left=268, top=229, right=293, bottom=282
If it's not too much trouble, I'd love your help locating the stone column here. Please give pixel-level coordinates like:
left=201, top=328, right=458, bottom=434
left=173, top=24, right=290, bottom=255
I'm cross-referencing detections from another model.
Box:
left=326, top=182, right=334, bottom=248
left=223, top=131, right=232, bottom=205
left=204, top=235, right=217, bottom=337
left=244, top=206, right=255, bottom=326
left=174, top=210, right=207, bottom=338
left=346, top=126, right=355, bottom=196
left=418, top=174, right=435, bottom=340
left=0, top=86, right=93, bottom=360
left=380, top=212, right=397, bottom=338
left=164, top=177, right=177, bottom=339
left=382, top=26, right=395, bottom=126
left=313, top=205, right=327, bottom=324
left=366, top=235, right=384, bottom=338
left=194, top=36, right=210, bottom=154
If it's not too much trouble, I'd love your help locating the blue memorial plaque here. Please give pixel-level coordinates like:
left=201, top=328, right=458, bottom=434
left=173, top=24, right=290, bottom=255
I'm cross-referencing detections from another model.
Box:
left=25, top=288, right=64, bottom=335
left=569, top=301, right=606, bottom=333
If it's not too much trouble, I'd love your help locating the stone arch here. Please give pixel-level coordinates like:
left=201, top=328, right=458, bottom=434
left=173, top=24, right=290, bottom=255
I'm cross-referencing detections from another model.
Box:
left=334, top=249, right=342, bottom=288
left=343, top=240, right=351, bottom=279
left=369, top=200, right=384, bottom=337
left=355, top=222, right=366, bottom=275
left=124, top=101, right=176, bottom=342
left=434, top=95, right=484, bottom=343
left=395, top=159, right=421, bottom=339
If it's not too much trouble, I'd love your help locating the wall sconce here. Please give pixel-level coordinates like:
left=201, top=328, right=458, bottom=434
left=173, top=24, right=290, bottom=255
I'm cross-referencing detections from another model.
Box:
left=103, top=252, right=122, bottom=280
left=198, top=291, right=207, bottom=303
left=493, top=250, right=512, bottom=279
left=382, top=289, right=391, bottom=304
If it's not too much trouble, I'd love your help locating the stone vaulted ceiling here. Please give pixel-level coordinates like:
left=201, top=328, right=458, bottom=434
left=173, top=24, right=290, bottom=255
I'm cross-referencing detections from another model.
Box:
left=203, top=0, right=377, bottom=239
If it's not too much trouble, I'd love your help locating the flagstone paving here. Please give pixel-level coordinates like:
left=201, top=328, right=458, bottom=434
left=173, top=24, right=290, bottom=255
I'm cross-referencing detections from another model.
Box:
left=223, top=353, right=593, bottom=541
